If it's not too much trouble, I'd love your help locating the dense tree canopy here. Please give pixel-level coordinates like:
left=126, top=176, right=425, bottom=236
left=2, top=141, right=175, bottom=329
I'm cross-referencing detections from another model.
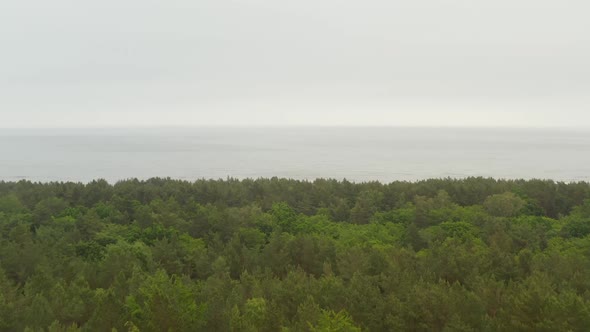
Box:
left=1, top=177, right=590, bottom=331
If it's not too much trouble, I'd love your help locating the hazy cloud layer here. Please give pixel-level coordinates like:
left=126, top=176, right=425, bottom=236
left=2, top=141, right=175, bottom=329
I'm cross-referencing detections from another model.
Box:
left=1, top=0, right=589, bottom=127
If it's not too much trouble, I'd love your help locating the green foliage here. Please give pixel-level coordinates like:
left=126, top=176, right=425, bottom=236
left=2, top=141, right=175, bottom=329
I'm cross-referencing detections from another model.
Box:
left=0, top=194, right=27, bottom=214
left=350, top=190, right=383, bottom=224
left=0, top=177, right=589, bottom=331
left=484, top=192, right=525, bottom=217
left=125, top=270, right=206, bottom=331
left=309, top=310, right=361, bottom=332
left=561, top=199, right=590, bottom=238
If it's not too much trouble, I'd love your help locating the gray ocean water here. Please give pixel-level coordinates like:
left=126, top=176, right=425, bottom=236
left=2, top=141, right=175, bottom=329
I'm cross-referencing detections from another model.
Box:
left=1, top=127, right=589, bottom=183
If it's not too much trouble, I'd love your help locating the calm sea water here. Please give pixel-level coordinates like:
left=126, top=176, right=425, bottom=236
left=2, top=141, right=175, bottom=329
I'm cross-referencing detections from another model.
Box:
left=1, top=127, right=589, bottom=183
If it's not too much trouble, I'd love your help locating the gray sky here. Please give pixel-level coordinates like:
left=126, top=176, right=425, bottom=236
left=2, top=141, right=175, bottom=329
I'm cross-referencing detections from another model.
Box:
left=1, top=0, right=589, bottom=127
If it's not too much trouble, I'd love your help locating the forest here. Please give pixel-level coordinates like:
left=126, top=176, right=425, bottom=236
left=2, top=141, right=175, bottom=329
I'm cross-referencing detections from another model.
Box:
left=1, top=177, right=590, bottom=331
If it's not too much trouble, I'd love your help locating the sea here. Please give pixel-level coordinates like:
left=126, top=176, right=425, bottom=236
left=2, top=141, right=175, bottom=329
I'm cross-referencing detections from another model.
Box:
left=1, top=127, right=589, bottom=183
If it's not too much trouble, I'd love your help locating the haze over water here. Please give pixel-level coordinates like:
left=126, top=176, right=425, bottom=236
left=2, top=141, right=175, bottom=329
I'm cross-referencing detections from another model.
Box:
left=1, top=127, right=589, bottom=183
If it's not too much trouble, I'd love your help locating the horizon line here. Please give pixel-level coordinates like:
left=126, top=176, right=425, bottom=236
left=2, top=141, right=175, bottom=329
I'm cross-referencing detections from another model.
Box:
left=2, top=124, right=590, bottom=130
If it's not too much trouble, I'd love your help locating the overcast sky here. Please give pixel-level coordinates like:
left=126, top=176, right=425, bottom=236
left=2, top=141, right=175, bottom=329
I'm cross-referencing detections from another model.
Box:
left=1, top=0, right=589, bottom=127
